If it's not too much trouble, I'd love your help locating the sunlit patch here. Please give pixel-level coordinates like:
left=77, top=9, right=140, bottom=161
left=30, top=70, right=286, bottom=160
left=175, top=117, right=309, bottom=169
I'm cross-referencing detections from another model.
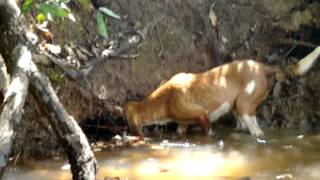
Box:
left=254, top=63, right=260, bottom=73
left=221, top=65, right=229, bottom=75
left=219, top=76, right=227, bottom=88
left=134, top=148, right=248, bottom=179
left=213, top=75, right=227, bottom=88
left=237, top=62, right=244, bottom=72
left=160, top=140, right=196, bottom=148
left=6, top=130, right=320, bottom=180
left=5, top=77, right=24, bottom=109
left=245, top=80, right=255, bottom=95
left=246, top=60, right=261, bottom=73
left=61, top=163, right=70, bottom=170
left=137, top=159, right=161, bottom=175
left=247, top=59, right=255, bottom=67
left=170, top=73, right=195, bottom=85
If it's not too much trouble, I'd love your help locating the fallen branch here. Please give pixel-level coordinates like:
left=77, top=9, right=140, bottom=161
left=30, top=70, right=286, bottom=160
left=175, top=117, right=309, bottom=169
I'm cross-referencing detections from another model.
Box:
left=29, top=69, right=97, bottom=180
left=0, top=46, right=31, bottom=177
left=40, top=51, right=92, bottom=89
left=0, top=1, right=97, bottom=179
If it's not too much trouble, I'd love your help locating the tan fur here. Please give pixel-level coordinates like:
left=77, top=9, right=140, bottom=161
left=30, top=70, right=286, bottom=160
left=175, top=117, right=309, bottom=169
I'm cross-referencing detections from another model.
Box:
left=123, top=46, right=320, bottom=137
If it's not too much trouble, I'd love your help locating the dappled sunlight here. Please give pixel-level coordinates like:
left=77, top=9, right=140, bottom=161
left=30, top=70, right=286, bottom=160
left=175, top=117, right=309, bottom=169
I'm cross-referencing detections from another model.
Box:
left=168, top=150, right=247, bottom=177
left=4, top=130, right=320, bottom=180
left=219, top=76, right=227, bottom=88
left=237, top=62, right=244, bottom=72
left=98, top=145, right=249, bottom=180
left=254, top=63, right=260, bottom=73
left=213, top=66, right=229, bottom=89
left=221, top=65, right=229, bottom=75
left=246, top=60, right=260, bottom=73
left=7, top=77, right=24, bottom=109
left=169, top=73, right=195, bottom=85
left=247, top=59, right=255, bottom=67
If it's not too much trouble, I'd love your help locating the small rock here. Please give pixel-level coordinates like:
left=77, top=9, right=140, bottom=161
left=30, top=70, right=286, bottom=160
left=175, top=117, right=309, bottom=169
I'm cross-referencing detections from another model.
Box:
left=276, top=173, right=293, bottom=179
left=112, top=134, right=122, bottom=141
left=256, top=138, right=267, bottom=144
left=296, top=134, right=304, bottom=139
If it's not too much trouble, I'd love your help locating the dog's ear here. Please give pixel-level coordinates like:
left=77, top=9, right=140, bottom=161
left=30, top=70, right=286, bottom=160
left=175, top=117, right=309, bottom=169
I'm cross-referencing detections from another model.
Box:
left=111, top=105, right=124, bottom=116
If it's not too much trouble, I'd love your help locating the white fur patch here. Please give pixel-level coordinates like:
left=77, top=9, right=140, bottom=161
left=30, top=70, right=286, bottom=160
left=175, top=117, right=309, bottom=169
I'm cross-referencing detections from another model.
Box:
left=245, top=80, right=255, bottom=95
left=241, top=114, right=264, bottom=136
left=209, top=102, right=231, bottom=122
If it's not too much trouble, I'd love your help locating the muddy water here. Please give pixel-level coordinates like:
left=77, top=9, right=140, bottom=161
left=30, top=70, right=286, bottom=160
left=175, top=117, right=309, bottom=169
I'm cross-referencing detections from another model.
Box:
left=3, top=129, right=320, bottom=180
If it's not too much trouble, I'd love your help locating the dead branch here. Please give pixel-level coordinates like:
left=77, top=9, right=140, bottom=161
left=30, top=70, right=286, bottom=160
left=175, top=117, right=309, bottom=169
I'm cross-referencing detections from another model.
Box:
left=0, top=1, right=97, bottom=179
left=0, top=46, right=31, bottom=177
left=29, top=68, right=97, bottom=180
left=279, top=39, right=318, bottom=48
left=40, top=51, right=92, bottom=89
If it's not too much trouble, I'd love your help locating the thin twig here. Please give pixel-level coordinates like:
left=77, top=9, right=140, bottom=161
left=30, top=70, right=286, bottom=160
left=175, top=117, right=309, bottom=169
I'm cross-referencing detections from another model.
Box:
left=40, top=51, right=91, bottom=89
left=279, top=39, right=318, bottom=48
left=155, top=24, right=164, bottom=58
left=284, top=44, right=298, bottom=58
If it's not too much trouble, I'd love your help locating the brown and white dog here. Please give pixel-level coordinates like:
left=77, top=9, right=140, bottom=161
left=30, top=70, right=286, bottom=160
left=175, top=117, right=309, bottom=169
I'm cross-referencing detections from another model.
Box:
left=120, top=46, right=320, bottom=137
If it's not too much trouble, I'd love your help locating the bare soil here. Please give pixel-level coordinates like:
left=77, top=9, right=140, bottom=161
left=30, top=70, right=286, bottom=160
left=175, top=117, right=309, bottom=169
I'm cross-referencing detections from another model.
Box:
left=12, top=0, right=320, bottom=158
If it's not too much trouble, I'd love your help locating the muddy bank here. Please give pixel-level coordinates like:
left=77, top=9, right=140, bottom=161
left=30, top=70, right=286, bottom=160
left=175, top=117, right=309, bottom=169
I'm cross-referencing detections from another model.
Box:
left=12, top=0, right=320, bottom=158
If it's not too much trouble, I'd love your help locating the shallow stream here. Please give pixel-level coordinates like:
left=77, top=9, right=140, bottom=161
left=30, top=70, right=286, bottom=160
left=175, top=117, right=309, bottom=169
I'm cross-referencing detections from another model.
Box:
left=4, top=129, right=320, bottom=180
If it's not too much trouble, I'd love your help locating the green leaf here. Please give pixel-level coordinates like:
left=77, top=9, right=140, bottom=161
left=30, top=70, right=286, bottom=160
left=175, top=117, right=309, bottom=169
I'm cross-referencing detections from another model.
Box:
left=22, top=0, right=33, bottom=14
left=38, top=3, right=69, bottom=17
left=96, top=11, right=108, bottom=38
left=36, top=13, right=46, bottom=23
left=99, top=7, right=120, bottom=19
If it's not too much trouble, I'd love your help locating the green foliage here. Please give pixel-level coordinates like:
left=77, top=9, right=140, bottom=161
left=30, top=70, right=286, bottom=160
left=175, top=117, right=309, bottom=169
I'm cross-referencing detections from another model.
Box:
left=36, top=13, right=46, bottom=23
left=47, top=68, right=65, bottom=85
left=38, top=3, right=69, bottom=18
left=20, top=0, right=120, bottom=38
left=99, top=7, right=120, bottom=19
left=96, top=7, right=121, bottom=37
left=96, top=11, right=108, bottom=38
left=22, top=0, right=70, bottom=21
left=22, top=0, right=33, bottom=14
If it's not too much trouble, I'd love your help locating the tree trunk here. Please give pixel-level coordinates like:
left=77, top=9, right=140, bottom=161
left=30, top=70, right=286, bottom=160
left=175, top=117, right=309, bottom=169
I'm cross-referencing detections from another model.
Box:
left=0, top=0, right=97, bottom=179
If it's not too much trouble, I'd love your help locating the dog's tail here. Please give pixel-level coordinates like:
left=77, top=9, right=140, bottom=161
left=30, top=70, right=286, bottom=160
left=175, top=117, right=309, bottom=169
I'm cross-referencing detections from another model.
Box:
left=286, top=46, right=320, bottom=76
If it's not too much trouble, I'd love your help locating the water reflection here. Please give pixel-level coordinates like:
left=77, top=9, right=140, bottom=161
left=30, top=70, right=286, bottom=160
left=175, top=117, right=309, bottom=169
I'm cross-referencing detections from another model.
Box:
left=4, top=129, right=320, bottom=180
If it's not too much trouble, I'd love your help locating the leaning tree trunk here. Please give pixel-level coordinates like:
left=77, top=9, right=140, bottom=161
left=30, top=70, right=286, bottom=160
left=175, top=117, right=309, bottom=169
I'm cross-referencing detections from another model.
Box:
left=0, top=0, right=97, bottom=179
